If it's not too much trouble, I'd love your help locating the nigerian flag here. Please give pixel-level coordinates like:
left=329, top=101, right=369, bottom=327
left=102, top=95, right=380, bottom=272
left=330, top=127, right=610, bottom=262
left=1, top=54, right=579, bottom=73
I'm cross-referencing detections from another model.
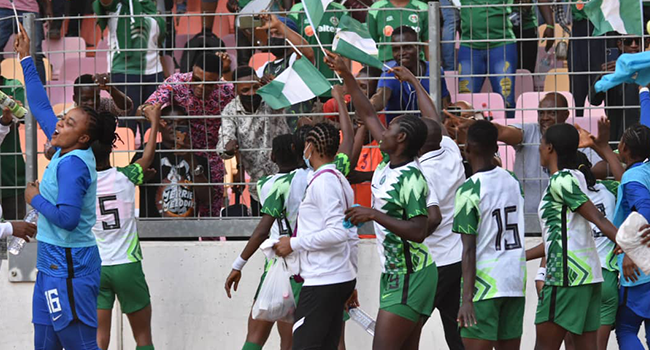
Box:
left=583, top=0, right=643, bottom=36
left=333, top=16, right=384, bottom=70
left=257, top=57, right=332, bottom=110
left=304, top=0, right=333, bottom=34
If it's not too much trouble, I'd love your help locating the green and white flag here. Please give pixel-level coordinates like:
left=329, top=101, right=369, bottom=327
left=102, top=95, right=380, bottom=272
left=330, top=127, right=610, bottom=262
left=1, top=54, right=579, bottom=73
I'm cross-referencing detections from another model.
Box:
left=583, top=0, right=643, bottom=36
left=332, top=16, right=384, bottom=70
left=257, top=57, right=332, bottom=110
left=303, top=0, right=333, bottom=33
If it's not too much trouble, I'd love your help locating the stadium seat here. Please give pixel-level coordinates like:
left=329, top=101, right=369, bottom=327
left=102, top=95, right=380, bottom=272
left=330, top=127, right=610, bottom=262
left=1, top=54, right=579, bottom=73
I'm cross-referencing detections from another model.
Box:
left=538, top=23, right=570, bottom=47
left=513, top=91, right=575, bottom=125
left=450, top=92, right=507, bottom=122
left=175, top=13, right=204, bottom=36
left=143, top=128, right=163, bottom=144
left=213, top=1, right=235, bottom=38
left=173, top=33, right=193, bottom=66
left=45, top=83, right=74, bottom=105
left=543, top=68, right=570, bottom=92
left=42, top=37, right=87, bottom=80
left=220, top=33, right=238, bottom=59
left=1, top=57, right=53, bottom=84
left=60, top=56, right=108, bottom=82
left=2, top=34, right=15, bottom=57
left=249, top=52, right=276, bottom=71
left=443, top=70, right=458, bottom=97
left=574, top=98, right=606, bottom=133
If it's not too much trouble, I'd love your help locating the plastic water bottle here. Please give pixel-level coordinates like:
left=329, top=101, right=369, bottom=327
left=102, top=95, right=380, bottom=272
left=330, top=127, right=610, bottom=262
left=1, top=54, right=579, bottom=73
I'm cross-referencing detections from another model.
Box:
left=343, top=204, right=365, bottom=229
left=0, top=90, right=27, bottom=119
left=8, top=209, right=38, bottom=255
left=348, top=307, right=376, bottom=336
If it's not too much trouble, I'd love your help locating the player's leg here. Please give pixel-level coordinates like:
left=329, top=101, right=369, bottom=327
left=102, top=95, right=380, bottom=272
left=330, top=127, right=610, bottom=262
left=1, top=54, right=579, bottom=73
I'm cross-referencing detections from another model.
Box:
left=337, top=322, right=347, bottom=350
left=433, top=262, right=464, bottom=350
left=401, top=317, right=427, bottom=350
left=242, top=313, right=275, bottom=349
left=534, top=285, right=568, bottom=350
left=570, top=331, right=598, bottom=350
left=562, top=334, right=576, bottom=350
left=615, top=302, right=645, bottom=350
left=494, top=297, right=524, bottom=350
left=570, top=283, right=603, bottom=350
left=495, top=339, right=520, bottom=350
left=97, top=266, right=116, bottom=350
left=34, top=324, right=63, bottom=350
left=113, top=262, right=154, bottom=348
left=534, top=322, right=567, bottom=350
left=596, top=269, right=618, bottom=350
left=461, top=339, right=494, bottom=350
left=56, top=321, right=101, bottom=350
left=292, top=283, right=345, bottom=350
left=96, top=309, right=112, bottom=350
left=461, top=298, right=500, bottom=350
left=372, top=309, right=421, bottom=350
left=276, top=320, right=293, bottom=350
left=125, top=304, right=153, bottom=349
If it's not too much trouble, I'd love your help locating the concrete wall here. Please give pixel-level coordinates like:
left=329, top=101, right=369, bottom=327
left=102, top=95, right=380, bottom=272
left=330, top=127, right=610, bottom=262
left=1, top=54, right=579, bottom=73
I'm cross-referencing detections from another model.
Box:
left=0, top=238, right=645, bottom=349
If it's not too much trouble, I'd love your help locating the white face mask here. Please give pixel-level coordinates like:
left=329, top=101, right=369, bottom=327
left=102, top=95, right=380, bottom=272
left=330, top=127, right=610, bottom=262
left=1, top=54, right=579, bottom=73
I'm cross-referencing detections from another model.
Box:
left=303, top=143, right=313, bottom=170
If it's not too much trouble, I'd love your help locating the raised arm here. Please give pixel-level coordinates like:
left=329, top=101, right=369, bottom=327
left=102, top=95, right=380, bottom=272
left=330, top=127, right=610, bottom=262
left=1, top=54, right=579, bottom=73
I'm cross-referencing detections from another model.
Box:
left=325, top=51, right=386, bottom=144
left=95, top=73, right=133, bottom=114
left=134, top=104, right=161, bottom=170
left=495, top=123, right=524, bottom=146
left=391, top=66, right=442, bottom=125
left=640, top=87, right=650, bottom=127
left=257, top=14, right=315, bottom=64
left=577, top=118, right=624, bottom=181
left=15, top=27, right=57, bottom=138
left=332, top=85, right=354, bottom=158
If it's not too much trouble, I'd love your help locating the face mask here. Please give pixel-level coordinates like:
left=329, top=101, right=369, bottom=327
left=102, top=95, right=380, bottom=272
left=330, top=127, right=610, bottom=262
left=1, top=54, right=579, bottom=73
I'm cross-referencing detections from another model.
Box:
left=303, top=143, right=313, bottom=170
left=269, top=37, right=286, bottom=58
left=240, top=94, right=263, bottom=112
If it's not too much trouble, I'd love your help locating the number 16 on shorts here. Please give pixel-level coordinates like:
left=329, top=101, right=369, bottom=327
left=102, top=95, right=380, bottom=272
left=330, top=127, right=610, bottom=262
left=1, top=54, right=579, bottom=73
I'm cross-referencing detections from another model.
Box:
left=45, top=289, right=62, bottom=316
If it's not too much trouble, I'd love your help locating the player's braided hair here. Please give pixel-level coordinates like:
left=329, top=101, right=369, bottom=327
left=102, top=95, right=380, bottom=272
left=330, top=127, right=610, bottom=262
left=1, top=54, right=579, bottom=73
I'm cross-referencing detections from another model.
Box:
left=396, top=115, right=428, bottom=159
left=305, top=122, right=339, bottom=158
left=272, top=134, right=297, bottom=166
left=622, top=124, right=650, bottom=162
left=85, top=107, right=121, bottom=162
left=576, top=151, right=597, bottom=192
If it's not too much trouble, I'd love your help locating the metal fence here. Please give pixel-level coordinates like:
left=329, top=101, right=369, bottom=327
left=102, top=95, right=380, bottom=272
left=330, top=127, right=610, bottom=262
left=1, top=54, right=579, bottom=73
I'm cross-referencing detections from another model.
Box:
left=0, top=1, right=646, bottom=241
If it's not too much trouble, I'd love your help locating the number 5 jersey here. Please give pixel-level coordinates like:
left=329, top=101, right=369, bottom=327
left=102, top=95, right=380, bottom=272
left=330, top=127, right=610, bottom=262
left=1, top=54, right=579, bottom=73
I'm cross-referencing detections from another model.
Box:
left=453, top=167, right=526, bottom=301
left=93, top=164, right=144, bottom=266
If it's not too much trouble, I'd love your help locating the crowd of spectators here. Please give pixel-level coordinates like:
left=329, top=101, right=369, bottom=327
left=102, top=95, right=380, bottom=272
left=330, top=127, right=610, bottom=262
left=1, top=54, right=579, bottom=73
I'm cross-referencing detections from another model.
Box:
left=1, top=0, right=650, bottom=222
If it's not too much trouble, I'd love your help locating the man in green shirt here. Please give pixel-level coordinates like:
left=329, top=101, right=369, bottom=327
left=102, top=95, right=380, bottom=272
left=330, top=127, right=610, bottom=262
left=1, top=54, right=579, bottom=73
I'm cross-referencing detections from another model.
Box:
left=289, top=1, right=347, bottom=99
left=458, top=0, right=517, bottom=119
left=0, top=72, right=26, bottom=220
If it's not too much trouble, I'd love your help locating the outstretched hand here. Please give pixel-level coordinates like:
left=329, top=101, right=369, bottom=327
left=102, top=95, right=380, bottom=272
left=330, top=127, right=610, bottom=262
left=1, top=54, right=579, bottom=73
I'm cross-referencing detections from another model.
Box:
left=14, top=23, right=31, bottom=59
left=390, top=66, right=417, bottom=84
left=324, top=50, right=350, bottom=76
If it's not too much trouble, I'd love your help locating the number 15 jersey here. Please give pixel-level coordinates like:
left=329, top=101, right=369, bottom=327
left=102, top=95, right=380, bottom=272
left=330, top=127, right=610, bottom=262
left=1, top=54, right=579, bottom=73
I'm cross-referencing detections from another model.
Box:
left=453, top=167, right=526, bottom=302
left=93, top=164, right=144, bottom=266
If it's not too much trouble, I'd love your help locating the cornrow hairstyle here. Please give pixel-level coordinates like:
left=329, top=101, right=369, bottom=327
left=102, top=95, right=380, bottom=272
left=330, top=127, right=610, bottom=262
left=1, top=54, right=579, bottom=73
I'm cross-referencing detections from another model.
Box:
left=294, top=125, right=314, bottom=160
left=395, top=115, right=428, bottom=159
left=622, top=124, right=650, bottom=162
left=544, top=123, right=579, bottom=171
left=305, top=122, right=340, bottom=158
left=272, top=134, right=297, bottom=167
left=576, top=151, right=597, bottom=192
left=467, top=120, right=498, bottom=156
left=85, top=107, right=120, bottom=162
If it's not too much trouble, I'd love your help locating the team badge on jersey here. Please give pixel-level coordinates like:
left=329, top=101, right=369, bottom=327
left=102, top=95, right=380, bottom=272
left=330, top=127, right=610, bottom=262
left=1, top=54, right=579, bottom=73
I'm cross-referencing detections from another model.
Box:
left=330, top=16, right=339, bottom=26
left=409, top=14, right=418, bottom=23
left=383, top=25, right=394, bottom=37
left=386, top=15, right=394, bottom=21
left=305, top=25, right=314, bottom=37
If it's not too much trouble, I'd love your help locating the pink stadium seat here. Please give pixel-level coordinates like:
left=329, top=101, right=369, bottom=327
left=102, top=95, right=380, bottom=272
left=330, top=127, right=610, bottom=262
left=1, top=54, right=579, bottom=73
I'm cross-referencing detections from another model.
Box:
left=45, top=83, right=74, bottom=105
left=220, top=33, right=237, bottom=59
left=574, top=98, right=606, bottom=133
left=60, top=56, right=108, bottom=82
left=478, top=69, right=534, bottom=101
left=2, top=34, right=15, bottom=57
left=42, top=37, right=87, bottom=80
left=444, top=70, right=458, bottom=98
left=173, top=33, right=193, bottom=66
left=512, top=91, right=575, bottom=125
left=450, top=92, right=507, bottom=122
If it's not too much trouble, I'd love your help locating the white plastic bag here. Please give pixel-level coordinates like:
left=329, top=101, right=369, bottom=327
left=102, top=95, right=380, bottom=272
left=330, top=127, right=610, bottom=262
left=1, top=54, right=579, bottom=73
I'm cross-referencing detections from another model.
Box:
left=616, top=212, right=650, bottom=274
left=252, top=258, right=296, bottom=323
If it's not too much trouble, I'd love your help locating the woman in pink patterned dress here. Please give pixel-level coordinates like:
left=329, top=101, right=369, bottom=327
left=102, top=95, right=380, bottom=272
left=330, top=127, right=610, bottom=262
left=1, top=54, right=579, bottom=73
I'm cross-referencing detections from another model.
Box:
left=144, top=53, right=235, bottom=216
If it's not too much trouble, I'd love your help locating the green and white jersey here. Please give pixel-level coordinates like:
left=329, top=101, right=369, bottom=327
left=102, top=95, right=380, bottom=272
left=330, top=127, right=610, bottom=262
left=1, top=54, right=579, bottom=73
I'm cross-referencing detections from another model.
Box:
left=258, top=170, right=308, bottom=241
left=452, top=167, right=526, bottom=301
left=538, top=169, right=603, bottom=286
left=289, top=1, right=347, bottom=93
left=459, top=0, right=515, bottom=49
left=93, top=164, right=144, bottom=266
left=367, top=0, right=429, bottom=62
left=586, top=180, right=619, bottom=272
left=371, top=153, right=432, bottom=274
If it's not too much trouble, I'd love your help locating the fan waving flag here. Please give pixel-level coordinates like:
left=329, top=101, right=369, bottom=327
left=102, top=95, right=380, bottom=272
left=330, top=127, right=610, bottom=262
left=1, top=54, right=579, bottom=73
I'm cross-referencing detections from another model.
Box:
left=583, top=0, right=643, bottom=36
left=257, top=57, right=332, bottom=110
left=333, top=16, right=384, bottom=70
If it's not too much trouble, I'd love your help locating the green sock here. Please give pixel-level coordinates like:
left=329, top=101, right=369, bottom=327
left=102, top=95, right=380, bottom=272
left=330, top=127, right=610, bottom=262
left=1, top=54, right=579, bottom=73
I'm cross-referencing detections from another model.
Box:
left=136, top=346, right=155, bottom=350
left=242, top=342, right=263, bottom=350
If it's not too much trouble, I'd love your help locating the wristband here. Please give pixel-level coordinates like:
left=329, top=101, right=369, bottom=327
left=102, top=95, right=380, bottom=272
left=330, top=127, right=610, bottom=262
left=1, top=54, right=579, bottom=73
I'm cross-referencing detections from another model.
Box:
left=640, top=87, right=649, bottom=94
left=535, top=267, right=546, bottom=282
left=232, top=256, right=247, bottom=271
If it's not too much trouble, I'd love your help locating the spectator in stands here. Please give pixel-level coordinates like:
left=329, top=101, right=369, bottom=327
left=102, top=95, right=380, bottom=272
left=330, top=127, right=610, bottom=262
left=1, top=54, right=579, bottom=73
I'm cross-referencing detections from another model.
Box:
left=63, top=74, right=133, bottom=117
left=0, top=64, right=26, bottom=220
left=589, top=35, right=647, bottom=145
left=224, top=0, right=292, bottom=68
left=511, top=0, right=539, bottom=74
left=216, top=66, right=291, bottom=216
left=370, top=26, right=450, bottom=125
left=0, top=0, right=47, bottom=83
left=132, top=104, right=211, bottom=218
left=93, top=0, right=166, bottom=135
left=144, top=52, right=235, bottom=216
left=48, top=0, right=90, bottom=39
left=366, top=0, right=428, bottom=96
left=453, top=93, right=607, bottom=215
left=539, top=0, right=607, bottom=117
left=289, top=0, right=347, bottom=98
left=439, top=0, right=459, bottom=72
left=458, top=0, right=517, bottom=119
